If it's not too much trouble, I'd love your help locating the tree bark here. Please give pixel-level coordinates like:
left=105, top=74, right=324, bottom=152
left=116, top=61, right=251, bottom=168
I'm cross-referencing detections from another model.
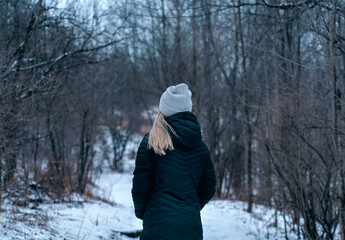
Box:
left=331, top=0, right=345, bottom=238
left=237, top=1, right=253, bottom=213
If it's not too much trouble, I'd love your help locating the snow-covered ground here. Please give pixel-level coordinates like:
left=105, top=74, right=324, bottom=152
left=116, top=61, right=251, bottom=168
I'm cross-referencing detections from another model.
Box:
left=0, top=170, right=294, bottom=240
left=0, top=135, right=295, bottom=240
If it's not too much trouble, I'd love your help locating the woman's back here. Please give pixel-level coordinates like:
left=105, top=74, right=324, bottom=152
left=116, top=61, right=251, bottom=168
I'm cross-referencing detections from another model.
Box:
left=132, top=84, right=216, bottom=240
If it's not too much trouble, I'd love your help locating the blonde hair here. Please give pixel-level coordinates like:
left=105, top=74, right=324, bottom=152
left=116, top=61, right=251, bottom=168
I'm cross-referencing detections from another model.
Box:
left=148, top=112, right=175, bottom=155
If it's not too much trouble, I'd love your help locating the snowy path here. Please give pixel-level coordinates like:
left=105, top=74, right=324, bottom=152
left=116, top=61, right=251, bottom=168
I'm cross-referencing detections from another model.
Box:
left=0, top=134, right=294, bottom=240
left=0, top=166, right=290, bottom=240
left=94, top=170, right=289, bottom=240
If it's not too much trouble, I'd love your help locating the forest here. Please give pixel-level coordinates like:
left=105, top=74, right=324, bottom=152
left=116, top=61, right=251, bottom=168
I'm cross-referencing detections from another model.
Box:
left=0, top=0, right=344, bottom=239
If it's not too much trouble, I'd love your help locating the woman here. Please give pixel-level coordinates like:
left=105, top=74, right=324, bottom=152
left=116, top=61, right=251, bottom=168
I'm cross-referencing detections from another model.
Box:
left=131, top=83, right=216, bottom=240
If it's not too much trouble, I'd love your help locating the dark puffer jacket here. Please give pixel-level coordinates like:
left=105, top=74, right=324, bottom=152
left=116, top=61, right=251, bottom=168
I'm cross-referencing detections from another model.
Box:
left=131, top=112, right=216, bottom=240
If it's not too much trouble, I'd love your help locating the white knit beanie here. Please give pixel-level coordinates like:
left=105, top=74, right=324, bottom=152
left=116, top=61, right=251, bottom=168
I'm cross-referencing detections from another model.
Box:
left=159, top=83, right=192, bottom=117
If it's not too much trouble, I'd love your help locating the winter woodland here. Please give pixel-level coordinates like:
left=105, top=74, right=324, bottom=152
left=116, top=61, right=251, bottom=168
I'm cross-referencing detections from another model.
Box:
left=0, top=0, right=345, bottom=239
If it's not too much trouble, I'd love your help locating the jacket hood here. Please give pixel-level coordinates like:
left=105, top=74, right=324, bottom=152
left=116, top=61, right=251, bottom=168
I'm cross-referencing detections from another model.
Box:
left=165, top=111, right=202, bottom=148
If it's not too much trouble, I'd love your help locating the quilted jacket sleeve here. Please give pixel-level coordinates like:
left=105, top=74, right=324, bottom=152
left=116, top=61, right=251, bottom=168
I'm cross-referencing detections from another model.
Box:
left=131, top=133, right=154, bottom=220
left=198, top=150, right=216, bottom=210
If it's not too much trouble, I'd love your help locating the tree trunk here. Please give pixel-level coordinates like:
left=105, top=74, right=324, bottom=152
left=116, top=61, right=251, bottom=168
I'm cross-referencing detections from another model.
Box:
left=191, top=0, right=199, bottom=115
left=4, top=152, right=16, bottom=188
left=237, top=1, right=253, bottom=213
left=330, top=1, right=345, bottom=239
left=78, top=111, right=87, bottom=194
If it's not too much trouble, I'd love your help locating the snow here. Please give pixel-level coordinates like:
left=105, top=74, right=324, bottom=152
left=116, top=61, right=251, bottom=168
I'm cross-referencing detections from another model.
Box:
left=0, top=138, right=295, bottom=240
left=202, top=201, right=288, bottom=240
left=0, top=171, right=142, bottom=240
